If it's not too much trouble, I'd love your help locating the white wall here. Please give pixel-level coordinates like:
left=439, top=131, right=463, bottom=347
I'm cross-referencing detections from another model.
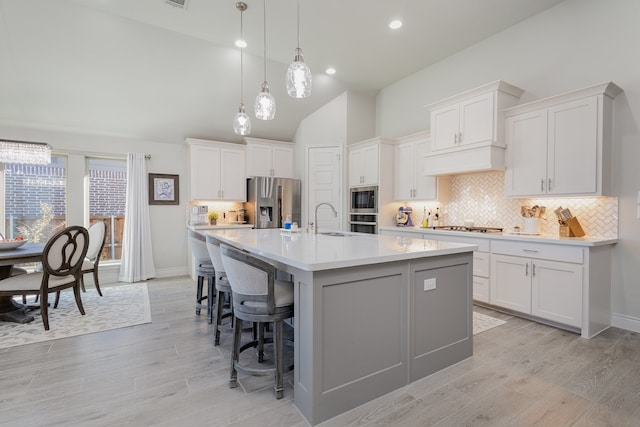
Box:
left=0, top=124, right=189, bottom=280
left=293, top=90, right=376, bottom=228
left=376, top=0, right=640, bottom=323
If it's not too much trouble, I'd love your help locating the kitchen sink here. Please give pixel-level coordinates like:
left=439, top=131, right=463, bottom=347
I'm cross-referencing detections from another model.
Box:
left=319, top=232, right=347, bottom=237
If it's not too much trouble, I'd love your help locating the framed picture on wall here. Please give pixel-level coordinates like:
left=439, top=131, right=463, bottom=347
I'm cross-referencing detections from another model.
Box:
left=149, top=173, right=179, bottom=205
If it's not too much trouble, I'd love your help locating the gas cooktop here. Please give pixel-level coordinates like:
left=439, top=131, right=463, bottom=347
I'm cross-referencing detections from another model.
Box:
left=430, top=226, right=503, bottom=233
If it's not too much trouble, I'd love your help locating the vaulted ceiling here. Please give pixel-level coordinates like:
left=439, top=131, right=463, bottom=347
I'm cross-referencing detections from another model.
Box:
left=0, top=0, right=565, bottom=144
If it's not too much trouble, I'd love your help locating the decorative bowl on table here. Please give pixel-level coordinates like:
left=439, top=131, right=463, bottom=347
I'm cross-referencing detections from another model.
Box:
left=0, top=239, right=29, bottom=250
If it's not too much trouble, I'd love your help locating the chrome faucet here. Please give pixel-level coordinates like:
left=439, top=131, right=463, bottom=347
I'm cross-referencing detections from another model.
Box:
left=314, top=202, right=338, bottom=234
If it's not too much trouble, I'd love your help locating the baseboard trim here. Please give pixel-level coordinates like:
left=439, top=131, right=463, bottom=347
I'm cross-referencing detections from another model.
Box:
left=611, top=313, right=640, bottom=334
left=83, top=264, right=189, bottom=286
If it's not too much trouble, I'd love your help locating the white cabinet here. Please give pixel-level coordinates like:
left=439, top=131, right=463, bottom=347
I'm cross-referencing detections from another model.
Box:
left=431, top=92, right=496, bottom=151
left=490, top=240, right=584, bottom=328
left=472, top=252, right=490, bottom=303
left=531, top=259, right=583, bottom=328
left=490, top=254, right=582, bottom=328
left=505, top=82, right=622, bottom=197
left=245, top=138, right=294, bottom=178
left=348, top=141, right=380, bottom=186
left=424, top=81, right=524, bottom=175
left=394, top=131, right=449, bottom=201
left=186, top=138, right=246, bottom=201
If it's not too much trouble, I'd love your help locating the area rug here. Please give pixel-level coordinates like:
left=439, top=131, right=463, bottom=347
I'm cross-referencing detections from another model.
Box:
left=473, top=311, right=506, bottom=335
left=0, top=283, right=151, bottom=349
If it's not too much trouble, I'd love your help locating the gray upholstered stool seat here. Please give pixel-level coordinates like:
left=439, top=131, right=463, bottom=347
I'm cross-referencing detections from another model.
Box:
left=206, top=234, right=234, bottom=346
left=220, top=243, right=294, bottom=399
left=188, top=229, right=216, bottom=321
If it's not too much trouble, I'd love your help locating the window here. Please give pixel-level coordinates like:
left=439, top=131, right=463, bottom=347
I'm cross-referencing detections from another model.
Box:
left=2, top=157, right=67, bottom=242
left=87, top=158, right=126, bottom=261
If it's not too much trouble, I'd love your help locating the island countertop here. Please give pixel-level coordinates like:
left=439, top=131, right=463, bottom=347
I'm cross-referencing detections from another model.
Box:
left=206, top=228, right=477, bottom=272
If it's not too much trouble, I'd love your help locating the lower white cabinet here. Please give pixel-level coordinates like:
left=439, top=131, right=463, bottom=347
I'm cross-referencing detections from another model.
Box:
left=490, top=242, right=583, bottom=328
left=472, top=252, right=490, bottom=303
left=491, top=254, right=531, bottom=313
left=531, top=259, right=582, bottom=328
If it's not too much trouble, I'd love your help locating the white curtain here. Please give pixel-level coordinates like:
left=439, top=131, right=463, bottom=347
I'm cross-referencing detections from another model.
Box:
left=118, top=153, right=156, bottom=283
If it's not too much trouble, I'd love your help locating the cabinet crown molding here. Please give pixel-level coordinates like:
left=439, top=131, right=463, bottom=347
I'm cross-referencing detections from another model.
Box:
left=394, top=130, right=431, bottom=145
left=348, top=136, right=395, bottom=148
left=504, top=81, right=622, bottom=117
left=185, top=138, right=245, bottom=149
left=243, top=137, right=294, bottom=147
left=424, top=80, right=524, bottom=111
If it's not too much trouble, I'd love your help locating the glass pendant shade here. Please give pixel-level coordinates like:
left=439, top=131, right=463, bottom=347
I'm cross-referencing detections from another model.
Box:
left=254, top=82, right=276, bottom=120
left=0, top=140, right=51, bottom=165
left=233, top=104, right=251, bottom=136
left=286, top=49, right=312, bottom=98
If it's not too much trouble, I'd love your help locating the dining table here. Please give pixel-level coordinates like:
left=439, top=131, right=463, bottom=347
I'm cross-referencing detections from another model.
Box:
left=0, top=242, right=45, bottom=323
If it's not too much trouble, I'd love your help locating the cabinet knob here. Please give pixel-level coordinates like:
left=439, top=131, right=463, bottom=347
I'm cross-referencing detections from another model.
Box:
left=541, top=179, right=545, bottom=192
left=548, top=179, right=552, bottom=191
left=532, top=264, right=536, bottom=277
left=525, top=263, right=529, bottom=276
left=458, top=132, right=462, bottom=143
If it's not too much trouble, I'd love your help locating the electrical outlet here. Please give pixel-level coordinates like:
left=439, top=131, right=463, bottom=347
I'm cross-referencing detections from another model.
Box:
left=423, top=278, right=436, bottom=291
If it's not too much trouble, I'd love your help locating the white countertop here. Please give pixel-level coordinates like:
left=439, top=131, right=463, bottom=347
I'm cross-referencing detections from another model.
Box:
left=206, top=229, right=477, bottom=271
left=379, top=226, right=617, bottom=247
left=188, top=224, right=254, bottom=231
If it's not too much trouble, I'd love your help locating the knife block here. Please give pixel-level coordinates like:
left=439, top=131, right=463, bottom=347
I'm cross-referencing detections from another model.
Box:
left=566, top=216, right=585, bottom=237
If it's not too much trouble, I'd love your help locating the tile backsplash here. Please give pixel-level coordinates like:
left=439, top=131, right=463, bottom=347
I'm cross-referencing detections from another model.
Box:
left=404, top=171, right=618, bottom=238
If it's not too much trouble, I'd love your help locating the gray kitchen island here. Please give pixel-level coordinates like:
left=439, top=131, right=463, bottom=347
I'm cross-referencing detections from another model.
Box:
left=208, top=228, right=477, bottom=425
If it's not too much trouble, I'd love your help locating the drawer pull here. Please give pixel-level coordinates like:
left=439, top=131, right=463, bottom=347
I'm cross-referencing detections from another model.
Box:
left=522, top=249, right=539, bottom=253
left=525, top=263, right=529, bottom=276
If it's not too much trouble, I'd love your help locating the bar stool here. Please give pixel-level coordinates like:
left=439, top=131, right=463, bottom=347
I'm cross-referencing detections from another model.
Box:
left=187, top=229, right=215, bottom=322
left=219, top=244, right=294, bottom=399
left=205, top=234, right=234, bottom=346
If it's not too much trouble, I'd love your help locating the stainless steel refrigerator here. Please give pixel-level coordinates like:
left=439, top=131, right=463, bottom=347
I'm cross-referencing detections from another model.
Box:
left=246, top=177, right=301, bottom=229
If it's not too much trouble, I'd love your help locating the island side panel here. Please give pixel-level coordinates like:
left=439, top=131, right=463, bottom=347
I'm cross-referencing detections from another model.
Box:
left=295, top=262, right=409, bottom=425
left=409, top=252, right=474, bottom=381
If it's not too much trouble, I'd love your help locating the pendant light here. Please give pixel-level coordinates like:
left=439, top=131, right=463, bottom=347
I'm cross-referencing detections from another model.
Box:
left=286, top=0, right=312, bottom=98
left=254, top=0, right=276, bottom=120
left=233, top=2, right=251, bottom=136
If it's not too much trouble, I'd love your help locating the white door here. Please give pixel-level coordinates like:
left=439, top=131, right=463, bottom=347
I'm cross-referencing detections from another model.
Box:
left=394, top=141, right=415, bottom=200
left=431, top=104, right=459, bottom=151
left=490, top=254, right=531, bottom=313
left=459, top=92, right=494, bottom=146
left=531, top=259, right=583, bottom=327
left=505, top=109, right=548, bottom=197
left=547, top=96, right=598, bottom=195
left=308, top=146, right=342, bottom=232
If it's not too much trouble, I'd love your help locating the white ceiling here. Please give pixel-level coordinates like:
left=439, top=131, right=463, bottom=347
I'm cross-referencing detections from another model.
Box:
left=0, top=0, right=565, bottom=144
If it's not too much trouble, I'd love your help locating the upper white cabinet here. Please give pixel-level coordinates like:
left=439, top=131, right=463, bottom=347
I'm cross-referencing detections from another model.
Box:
left=424, top=81, right=524, bottom=175
left=504, top=82, right=622, bottom=197
left=185, top=138, right=246, bottom=201
left=244, top=137, right=294, bottom=178
left=393, top=131, right=449, bottom=201
left=431, top=92, right=497, bottom=151
left=348, top=137, right=394, bottom=187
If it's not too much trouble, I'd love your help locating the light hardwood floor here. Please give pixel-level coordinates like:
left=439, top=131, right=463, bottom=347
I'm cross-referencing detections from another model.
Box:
left=1, top=276, right=639, bottom=426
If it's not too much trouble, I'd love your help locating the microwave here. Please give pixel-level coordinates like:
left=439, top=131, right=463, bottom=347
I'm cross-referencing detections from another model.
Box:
left=349, top=186, right=377, bottom=213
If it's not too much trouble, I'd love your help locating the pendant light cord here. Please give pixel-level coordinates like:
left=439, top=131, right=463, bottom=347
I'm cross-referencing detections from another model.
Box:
left=240, top=7, right=244, bottom=104
left=296, top=0, right=300, bottom=49
left=263, top=0, right=267, bottom=82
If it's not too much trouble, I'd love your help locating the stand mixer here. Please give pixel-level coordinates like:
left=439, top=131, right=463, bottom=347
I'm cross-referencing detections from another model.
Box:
left=396, top=206, right=414, bottom=227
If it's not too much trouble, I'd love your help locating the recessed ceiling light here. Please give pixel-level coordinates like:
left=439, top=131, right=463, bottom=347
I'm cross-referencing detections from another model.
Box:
left=389, top=20, right=402, bottom=30
left=326, top=67, right=336, bottom=75
left=235, top=39, right=247, bottom=48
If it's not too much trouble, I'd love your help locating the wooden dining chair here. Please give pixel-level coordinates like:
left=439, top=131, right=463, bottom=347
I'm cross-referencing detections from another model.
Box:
left=0, top=225, right=89, bottom=330
left=54, top=221, right=107, bottom=308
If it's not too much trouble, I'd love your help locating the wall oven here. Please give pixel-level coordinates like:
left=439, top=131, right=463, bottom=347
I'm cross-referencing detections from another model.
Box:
left=349, top=186, right=378, bottom=233
left=349, top=186, right=377, bottom=213
left=349, top=213, right=378, bottom=234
